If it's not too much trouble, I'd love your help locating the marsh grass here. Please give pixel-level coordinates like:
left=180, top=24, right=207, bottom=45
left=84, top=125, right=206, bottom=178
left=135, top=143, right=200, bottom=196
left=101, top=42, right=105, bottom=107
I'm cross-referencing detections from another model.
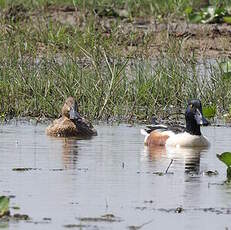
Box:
left=1, top=42, right=231, bottom=122
left=1, top=2, right=231, bottom=122
left=0, top=0, right=230, bottom=18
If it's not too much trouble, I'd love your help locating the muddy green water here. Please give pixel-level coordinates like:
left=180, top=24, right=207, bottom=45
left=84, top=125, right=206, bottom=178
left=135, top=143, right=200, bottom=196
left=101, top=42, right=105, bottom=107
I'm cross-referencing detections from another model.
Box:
left=0, top=122, right=231, bottom=229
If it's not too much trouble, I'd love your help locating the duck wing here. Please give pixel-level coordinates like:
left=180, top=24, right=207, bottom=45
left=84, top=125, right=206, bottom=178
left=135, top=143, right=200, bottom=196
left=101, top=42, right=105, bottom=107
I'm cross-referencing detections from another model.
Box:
left=145, top=123, right=185, bottom=134
left=72, top=118, right=97, bottom=136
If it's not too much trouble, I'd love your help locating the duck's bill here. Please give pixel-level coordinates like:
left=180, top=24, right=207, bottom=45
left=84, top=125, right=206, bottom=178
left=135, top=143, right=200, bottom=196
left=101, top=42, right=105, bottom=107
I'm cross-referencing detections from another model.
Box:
left=195, top=109, right=209, bottom=126
left=69, top=106, right=82, bottom=120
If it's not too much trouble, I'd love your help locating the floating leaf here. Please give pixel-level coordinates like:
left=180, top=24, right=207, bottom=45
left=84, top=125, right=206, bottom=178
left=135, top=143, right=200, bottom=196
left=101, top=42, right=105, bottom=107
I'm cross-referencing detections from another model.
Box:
left=0, top=196, right=10, bottom=217
left=217, top=152, right=231, bottom=167
left=203, top=105, right=216, bottom=119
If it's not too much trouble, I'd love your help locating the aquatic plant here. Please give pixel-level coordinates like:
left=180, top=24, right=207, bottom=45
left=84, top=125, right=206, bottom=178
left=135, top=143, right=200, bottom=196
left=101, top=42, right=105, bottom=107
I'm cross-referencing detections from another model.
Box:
left=217, top=152, right=231, bottom=181
left=0, top=196, right=10, bottom=217
left=0, top=41, right=230, bottom=122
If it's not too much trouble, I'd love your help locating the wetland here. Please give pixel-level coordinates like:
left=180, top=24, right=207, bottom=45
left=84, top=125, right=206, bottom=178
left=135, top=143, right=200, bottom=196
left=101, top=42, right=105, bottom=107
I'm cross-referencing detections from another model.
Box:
left=1, top=0, right=231, bottom=122
left=1, top=1, right=231, bottom=229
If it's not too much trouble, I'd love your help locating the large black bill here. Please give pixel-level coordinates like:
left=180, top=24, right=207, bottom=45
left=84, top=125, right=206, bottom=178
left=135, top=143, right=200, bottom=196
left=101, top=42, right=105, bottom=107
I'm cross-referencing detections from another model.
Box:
left=69, top=106, right=82, bottom=120
left=195, top=109, right=209, bottom=126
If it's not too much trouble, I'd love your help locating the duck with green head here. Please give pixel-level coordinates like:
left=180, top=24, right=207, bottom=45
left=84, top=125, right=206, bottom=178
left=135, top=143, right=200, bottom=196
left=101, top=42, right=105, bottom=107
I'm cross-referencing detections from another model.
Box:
left=141, top=99, right=210, bottom=148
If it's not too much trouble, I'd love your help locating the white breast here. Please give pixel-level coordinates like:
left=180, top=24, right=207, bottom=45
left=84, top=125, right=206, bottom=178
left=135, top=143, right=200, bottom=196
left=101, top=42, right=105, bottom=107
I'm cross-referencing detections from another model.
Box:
left=165, top=132, right=209, bottom=147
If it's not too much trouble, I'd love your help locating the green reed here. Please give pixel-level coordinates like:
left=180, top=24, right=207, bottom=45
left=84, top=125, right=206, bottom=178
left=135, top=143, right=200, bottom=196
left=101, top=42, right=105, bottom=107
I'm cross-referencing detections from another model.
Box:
left=0, top=0, right=230, bottom=18
left=0, top=44, right=230, bottom=122
left=0, top=4, right=231, bottom=122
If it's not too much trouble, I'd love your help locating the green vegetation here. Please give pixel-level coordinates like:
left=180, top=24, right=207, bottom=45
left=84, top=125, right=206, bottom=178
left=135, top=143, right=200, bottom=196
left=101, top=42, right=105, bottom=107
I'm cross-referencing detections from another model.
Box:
left=0, top=196, right=10, bottom=217
left=0, top=1, right=231, bottom=122
left=221, top=60, right=231, bottom=79
left=0, top=0, right=230, bottom=18
left=217, top=152, right=231, bottom=181
left=203, top=105, right=216, bottom=119
left=185, top=4, right=231, bottom=24
left=1, top=42, right=230, bottom=122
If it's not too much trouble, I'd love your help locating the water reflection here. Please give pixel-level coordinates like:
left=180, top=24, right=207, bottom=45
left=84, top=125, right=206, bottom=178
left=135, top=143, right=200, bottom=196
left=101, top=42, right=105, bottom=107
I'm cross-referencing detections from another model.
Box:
left=167, top=146, right=207, bottom=174
left=61, top=136, right=95, bottom=169
left=143, top=145, right=209, bottom=174
left=1, top=124, right=231, bottom=230
left=47, top=134, right=96, bottom=169
left=61, top=138, right=79, bottom=169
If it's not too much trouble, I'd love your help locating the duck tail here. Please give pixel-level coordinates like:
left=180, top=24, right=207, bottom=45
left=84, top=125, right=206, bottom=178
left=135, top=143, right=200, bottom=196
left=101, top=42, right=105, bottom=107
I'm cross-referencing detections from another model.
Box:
left=140, top=129, right=148, bottom=136
left=140, top=129, right=150, bottom=144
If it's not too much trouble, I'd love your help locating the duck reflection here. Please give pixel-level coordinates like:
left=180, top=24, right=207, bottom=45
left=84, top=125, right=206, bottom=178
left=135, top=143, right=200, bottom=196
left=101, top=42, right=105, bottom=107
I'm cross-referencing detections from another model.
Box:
left=48, top=133, right=94, bottom=169
left=142, top=145, right=209, bottom=174
left=167, top=146, right=207, bottom=174
left=62, top=138, right=79, bottom=169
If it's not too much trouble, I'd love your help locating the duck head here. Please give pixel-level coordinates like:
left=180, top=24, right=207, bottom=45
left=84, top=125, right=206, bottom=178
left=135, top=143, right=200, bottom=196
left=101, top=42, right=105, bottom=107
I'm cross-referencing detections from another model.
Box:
left=185, top=99, right=209, bottom=135
left=62, top=97, right=82, bottom=120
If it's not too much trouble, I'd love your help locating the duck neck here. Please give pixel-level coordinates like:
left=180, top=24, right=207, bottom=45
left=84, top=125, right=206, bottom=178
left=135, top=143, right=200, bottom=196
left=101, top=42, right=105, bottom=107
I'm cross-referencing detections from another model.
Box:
left=185, top=120, right=201, bottom=136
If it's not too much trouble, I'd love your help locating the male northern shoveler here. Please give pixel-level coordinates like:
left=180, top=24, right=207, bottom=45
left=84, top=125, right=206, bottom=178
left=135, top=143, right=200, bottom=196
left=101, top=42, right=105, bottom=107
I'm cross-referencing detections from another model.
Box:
left=46, top=97, right=97, bottom=137
left=141, top=99, right=210, bottom=148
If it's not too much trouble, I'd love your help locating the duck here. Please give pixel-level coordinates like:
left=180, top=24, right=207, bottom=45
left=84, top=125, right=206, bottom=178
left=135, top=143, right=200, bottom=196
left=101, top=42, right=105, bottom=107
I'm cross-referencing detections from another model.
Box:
left=46, top=97, right=97, bottom=137
left=141, top=99, right=210, bottom=148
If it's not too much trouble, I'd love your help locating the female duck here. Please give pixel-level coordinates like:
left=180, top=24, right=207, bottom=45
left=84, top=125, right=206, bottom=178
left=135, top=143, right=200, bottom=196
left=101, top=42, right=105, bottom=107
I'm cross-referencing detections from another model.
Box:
left=141, top=99, right=209, bottom=148
left=46, top=97, right=97, bottom=137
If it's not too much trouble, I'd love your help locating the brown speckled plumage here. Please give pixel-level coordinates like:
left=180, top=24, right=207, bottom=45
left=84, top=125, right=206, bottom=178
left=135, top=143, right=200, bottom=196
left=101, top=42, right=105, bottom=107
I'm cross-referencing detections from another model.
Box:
left=46, top=97, right=97, bottom=137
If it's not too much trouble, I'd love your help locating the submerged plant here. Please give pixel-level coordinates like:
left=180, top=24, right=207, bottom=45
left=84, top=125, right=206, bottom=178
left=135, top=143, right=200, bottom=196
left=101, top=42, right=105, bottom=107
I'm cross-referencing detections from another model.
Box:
left=217, top=152, right=231, bottom=181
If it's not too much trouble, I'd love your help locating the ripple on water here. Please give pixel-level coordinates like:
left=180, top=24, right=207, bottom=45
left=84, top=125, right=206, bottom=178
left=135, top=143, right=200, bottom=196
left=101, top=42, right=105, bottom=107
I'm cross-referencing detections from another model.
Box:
left=0, top=123, right=230, bottom=229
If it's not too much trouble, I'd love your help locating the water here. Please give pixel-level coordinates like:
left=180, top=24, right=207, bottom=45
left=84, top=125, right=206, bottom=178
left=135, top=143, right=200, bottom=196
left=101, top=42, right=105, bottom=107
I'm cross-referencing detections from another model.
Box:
left=0, top=121, right=231, bottom=229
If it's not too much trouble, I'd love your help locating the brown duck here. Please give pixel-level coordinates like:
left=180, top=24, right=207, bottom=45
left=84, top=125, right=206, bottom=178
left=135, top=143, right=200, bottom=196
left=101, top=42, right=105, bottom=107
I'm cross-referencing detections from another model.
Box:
left=46, top=97, right=97, bottom=137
